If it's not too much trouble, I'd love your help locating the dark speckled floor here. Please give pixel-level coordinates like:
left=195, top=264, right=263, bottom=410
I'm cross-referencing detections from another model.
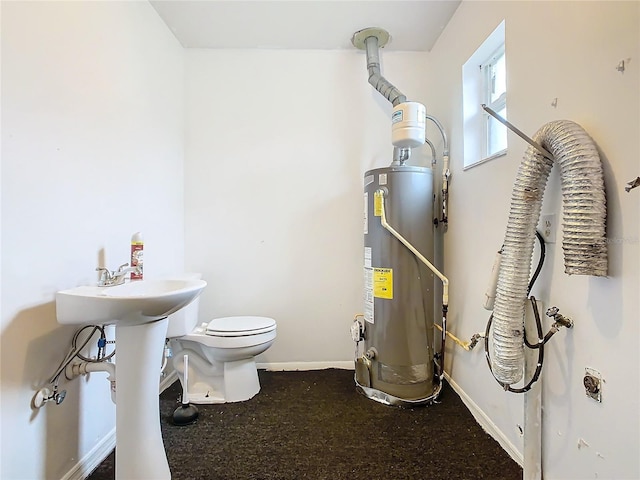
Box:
left=87, top=369, right=521, bottom=480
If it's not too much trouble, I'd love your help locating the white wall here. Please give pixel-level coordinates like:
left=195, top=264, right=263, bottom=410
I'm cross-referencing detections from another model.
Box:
left=0, top=2, right=183, bottom=478
left=427, top=2, right=639, bottom=479
left=184, top=49, right=431, bottom=365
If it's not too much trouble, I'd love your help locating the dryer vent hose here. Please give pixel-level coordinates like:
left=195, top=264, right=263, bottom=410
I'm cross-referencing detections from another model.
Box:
left=491, top=120, right=607, bottom=385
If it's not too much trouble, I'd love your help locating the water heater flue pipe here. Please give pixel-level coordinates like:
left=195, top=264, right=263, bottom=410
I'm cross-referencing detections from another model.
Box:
left=352, top=27, right=406, bottom=106
left=353, top=28, right=412, bottom=164
left=364, top=36, right=406, bottom=106
left=492, top=120, right=607, bottom=385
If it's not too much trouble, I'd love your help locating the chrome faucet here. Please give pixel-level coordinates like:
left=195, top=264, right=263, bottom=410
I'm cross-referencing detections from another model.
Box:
left=96, top=263, right=142, bottom=287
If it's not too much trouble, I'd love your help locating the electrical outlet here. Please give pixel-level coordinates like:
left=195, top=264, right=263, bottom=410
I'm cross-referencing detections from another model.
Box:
left=584, top=367, right=602, bottom=403
left=541, top=214, right=556, bottom=244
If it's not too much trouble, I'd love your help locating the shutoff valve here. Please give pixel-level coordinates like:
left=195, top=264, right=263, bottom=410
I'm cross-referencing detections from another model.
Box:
left=546, top=306, right=573, bottom=329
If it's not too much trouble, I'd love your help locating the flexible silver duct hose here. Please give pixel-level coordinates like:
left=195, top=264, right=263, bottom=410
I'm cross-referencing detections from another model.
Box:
left=492, top=120, right=607, bottom=385
left=364, top=36, right=406, bottom=106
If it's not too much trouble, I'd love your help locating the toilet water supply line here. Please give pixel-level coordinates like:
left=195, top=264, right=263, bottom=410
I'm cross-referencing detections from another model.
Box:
left=491, top=120, right=607, bottom=386
left=376, top=190, right=449, bottom=380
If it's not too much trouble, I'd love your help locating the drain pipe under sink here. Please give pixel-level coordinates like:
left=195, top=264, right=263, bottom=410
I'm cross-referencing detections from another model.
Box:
left=66, top=361, right=116, bottom=404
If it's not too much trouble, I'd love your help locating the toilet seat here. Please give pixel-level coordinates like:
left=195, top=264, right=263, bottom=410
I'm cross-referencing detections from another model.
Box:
left=206, top=316, right=276, bottom=337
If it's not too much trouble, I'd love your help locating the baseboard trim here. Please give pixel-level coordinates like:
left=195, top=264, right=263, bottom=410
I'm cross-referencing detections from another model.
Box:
left=445, top=373, right=524, bottom=466
left=160, top=370, right=178, bottom=391
left=258, top=361, right=355, bottom=371
left=60, top=427, right=116, bottom=480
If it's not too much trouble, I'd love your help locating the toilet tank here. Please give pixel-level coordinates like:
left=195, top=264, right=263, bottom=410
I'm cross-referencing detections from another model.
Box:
left=165, top=273, right=202, bottom=338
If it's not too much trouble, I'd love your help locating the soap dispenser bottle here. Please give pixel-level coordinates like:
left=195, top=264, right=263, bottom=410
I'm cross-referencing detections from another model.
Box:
left=130, top=232, right=143, bottom=280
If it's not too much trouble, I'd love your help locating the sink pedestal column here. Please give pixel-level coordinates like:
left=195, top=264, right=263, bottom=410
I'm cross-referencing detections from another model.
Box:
left=115, top=317, right=170, bottom=480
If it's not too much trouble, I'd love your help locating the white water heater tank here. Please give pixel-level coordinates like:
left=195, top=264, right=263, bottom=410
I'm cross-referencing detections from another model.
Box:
left=391, top=101, right=426, bottom=148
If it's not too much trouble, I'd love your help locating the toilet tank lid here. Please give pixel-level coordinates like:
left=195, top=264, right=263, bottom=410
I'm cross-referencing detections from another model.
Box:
left=205, top=316, right=276, bottom=336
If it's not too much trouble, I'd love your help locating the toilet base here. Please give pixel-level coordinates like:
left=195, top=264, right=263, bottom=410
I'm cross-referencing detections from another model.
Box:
left=185, top=357, right=261, bottom=404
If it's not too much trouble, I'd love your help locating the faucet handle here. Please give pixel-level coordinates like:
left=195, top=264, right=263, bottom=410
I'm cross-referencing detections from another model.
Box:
left=96, top=267, right=112, bottom=284
left=117, top=263, right=130, bottom=273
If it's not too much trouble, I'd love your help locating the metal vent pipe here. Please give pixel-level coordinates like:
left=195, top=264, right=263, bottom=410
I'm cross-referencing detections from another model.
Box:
left=364, top=35, right=406, bottom=106
left=352, top=28, right=410, bottom=163
left=492, top=120, right=607, bottom=385
left=352, top=27, right=407, bottom=107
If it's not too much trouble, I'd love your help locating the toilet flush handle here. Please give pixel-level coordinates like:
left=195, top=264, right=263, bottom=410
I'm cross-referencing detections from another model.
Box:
left=192, top=323, right=208, bottom=334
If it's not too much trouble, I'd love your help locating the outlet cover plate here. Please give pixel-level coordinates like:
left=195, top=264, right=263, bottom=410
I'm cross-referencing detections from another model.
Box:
left=541, top=213, right=557, bottom=244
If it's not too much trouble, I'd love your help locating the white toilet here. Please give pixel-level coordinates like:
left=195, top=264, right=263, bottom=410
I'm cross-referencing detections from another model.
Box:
left=166, top=295, right=276, bottom=404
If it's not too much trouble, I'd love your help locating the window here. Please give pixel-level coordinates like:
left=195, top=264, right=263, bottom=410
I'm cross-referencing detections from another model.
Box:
left=483, top=46, right=507, bottom=156
left=463, top=21, right=507, bottom=169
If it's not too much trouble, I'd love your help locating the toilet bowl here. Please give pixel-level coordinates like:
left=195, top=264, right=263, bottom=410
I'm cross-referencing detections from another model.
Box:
left=166, top=291, right=276, bottom=404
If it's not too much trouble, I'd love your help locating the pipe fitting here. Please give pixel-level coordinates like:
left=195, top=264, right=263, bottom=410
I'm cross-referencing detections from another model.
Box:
left=65, top=361, right=117, bottom=404
left=364, top=36, right=406, bottom=106
left=391, top=146, right=411, bottom=165
left=32, top=387, right=67, bottom=408
left=66, top=361, right=116, bottom=381
left=546, top=307, right=573, bottom=329
left=352, top=28, right=407, bottom=107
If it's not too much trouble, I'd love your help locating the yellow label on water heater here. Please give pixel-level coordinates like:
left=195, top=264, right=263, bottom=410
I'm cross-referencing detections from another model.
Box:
left=373, top=268, right=393, bottom=299
left=374, top=190, right=383, bottom=217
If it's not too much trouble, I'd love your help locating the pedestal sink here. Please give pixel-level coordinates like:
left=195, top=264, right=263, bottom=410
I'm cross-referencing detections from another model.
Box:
left=56, top=278, right=207, bottom=480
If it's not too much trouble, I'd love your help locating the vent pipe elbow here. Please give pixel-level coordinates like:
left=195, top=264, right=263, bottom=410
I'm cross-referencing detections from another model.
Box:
left=491, top=120, right=607, bottom=385
left=364, top=35, right=406, bottom=106
left=352, top=28, right=407, bottom=107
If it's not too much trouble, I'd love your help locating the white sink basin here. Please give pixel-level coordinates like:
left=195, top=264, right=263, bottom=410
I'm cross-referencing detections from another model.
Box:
left=56, top=278, right=207, bottom=325
left=55, top=276, right=207, bottom=479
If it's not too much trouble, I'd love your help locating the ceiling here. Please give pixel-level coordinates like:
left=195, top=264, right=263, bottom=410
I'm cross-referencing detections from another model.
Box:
left=149, top=1, right=461, bottom=51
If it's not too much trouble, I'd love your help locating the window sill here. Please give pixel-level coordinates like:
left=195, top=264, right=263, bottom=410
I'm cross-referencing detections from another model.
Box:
left=463, top=149, right=508, bottom=171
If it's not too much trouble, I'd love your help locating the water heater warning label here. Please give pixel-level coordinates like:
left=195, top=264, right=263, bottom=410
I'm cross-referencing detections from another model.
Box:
left=373, top=268, right=393, bottom=299
left=364, top=248, right=374, bottom=323
left=374, top=191, right=383, bottom=217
